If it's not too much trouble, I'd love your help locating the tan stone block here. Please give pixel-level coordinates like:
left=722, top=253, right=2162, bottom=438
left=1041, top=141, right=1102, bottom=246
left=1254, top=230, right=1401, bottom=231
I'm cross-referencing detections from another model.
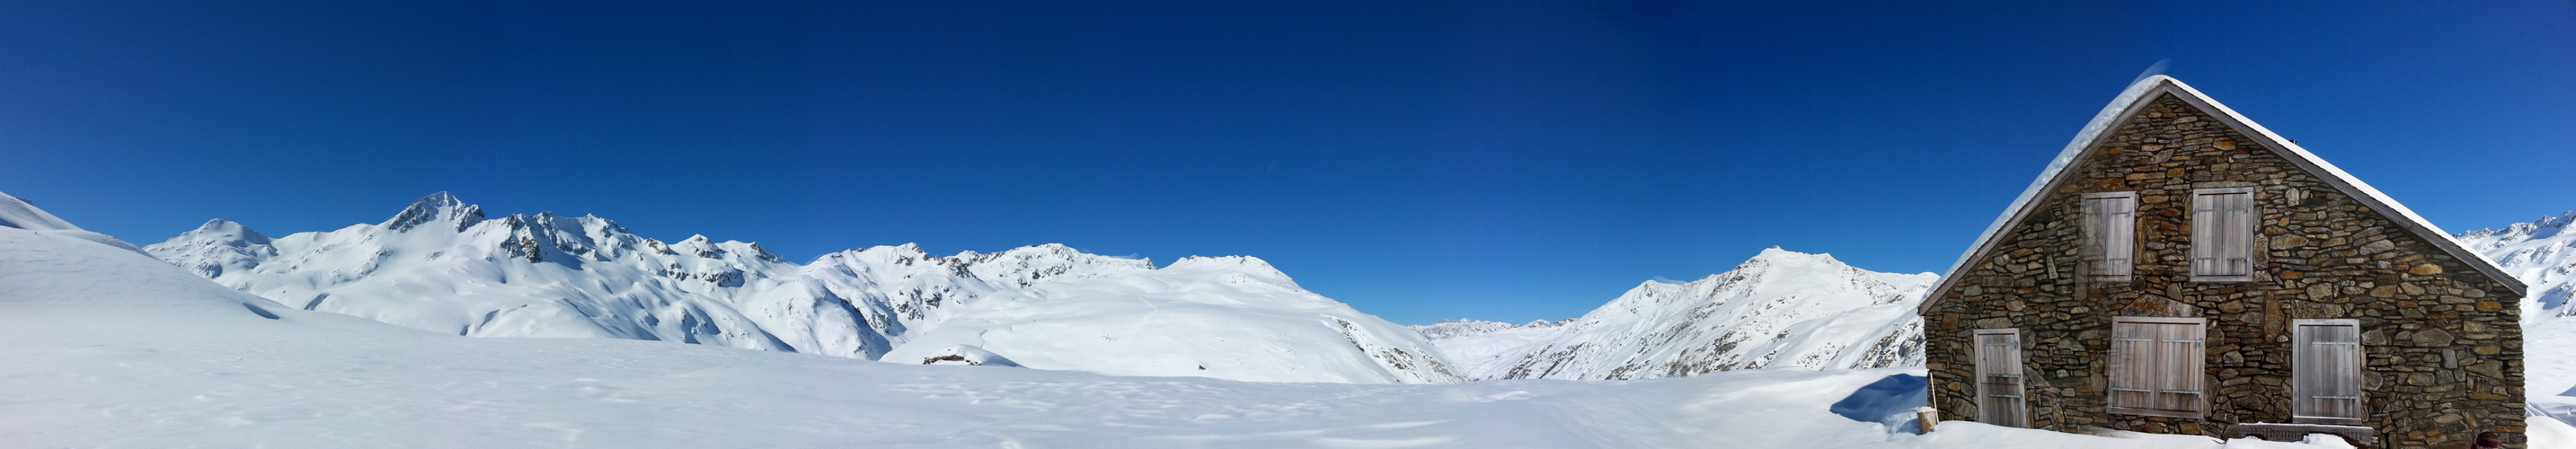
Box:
left=2410, top=264, right=2443, bottom=275
left=2369, top=286, right=2399, bottom=298
left=2477, top=302, right=2500, bottom=312
left=2468, top=361, right=2504, bottom=379
left=2271, top=235, right=2309, bottom=248
left=2412, top=329, right=2456, bottom=347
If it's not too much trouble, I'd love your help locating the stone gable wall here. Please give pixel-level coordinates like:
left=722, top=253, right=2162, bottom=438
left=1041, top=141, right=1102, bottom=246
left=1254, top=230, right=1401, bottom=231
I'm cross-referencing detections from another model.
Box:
left=1925, top=93, right=2527, bottom=448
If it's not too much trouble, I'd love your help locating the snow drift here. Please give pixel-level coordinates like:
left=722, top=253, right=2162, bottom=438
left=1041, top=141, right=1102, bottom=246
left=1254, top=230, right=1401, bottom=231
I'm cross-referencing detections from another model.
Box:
left=143, top=192, right=1456, bottom=383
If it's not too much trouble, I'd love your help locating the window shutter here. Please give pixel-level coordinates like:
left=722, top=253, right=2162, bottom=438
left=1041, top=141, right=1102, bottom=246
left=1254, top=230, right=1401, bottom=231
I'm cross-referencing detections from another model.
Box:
left=2292, top=320, right=2364, bottom=424
left=2081, top=192, right=2136, bottom=279
left=2106, top=195, right=2135, bottom=277
left=2191, top=188, right=2254, bottom=279
left=2191, top=194, right=2219, bottom=277
left=2158, top=320, right=2206, bottom=412
left=2110, top=317, right=2206, bottom=418
left=1974, top=329, right=2028, bottom=427
left=2221, top=192, right=2254, bottom=276
left=2111, top=321, right=2151, bottom=409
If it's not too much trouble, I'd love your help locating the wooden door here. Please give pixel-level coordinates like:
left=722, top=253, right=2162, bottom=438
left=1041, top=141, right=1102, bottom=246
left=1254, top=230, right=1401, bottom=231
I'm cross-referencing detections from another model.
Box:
left=1974, top=328, right=2028, bottom=427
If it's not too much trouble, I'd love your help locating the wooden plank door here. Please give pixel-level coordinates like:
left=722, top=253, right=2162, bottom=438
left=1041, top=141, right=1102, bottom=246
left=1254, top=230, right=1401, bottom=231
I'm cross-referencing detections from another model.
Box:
left=1974, top=328, right=2028, bottom=427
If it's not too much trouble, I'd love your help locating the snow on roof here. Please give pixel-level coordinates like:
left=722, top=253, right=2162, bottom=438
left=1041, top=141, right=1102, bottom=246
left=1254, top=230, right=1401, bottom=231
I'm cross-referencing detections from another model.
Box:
left=1922, top=75, right=2526, bottom=312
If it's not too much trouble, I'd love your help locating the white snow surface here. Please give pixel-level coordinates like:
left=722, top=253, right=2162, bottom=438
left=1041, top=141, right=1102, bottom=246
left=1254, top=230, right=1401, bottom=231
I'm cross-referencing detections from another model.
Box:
left=0, top=189, right=149, bottom=255
left=0, top=189, right=80, bottom=232
left=141, top=192, right=1456, bottom=384
left=1411, top=318, right=1569, bottom=340
left=1410, top=319, right=1571, bottom=380
left=1430, top=248, right=1938, bottom=380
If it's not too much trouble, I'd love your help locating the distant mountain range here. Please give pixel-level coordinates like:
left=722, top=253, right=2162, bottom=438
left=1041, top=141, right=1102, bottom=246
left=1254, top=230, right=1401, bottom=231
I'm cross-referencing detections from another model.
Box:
left=1414, top=248, right=1936, bottom=380
left=143, top=192, right=1457, bottom=383
left=2455, top=211, right=2575, bottom=321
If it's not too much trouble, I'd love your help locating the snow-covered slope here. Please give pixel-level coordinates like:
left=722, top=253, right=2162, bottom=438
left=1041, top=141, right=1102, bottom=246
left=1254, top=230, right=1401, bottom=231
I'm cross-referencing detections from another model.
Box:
left=882, top=255, right=1458, bottom=383
left=1430, top=248, right=1937, bottom=381
left=2458, top=211, right=2576, bottom=322
left=1412, top=318, right=1569, bottom=340
left=0, top=189, right=151, bottom=254
left=142, top=192, right=1456, bottom=383
left=1409, top=319, right=1570, bottom=380
left=2458, top=211, right=2576, bottom=427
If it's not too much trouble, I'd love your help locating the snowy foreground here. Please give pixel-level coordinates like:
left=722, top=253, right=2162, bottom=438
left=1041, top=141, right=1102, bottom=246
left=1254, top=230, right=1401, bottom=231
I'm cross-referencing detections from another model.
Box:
left=12, top=198, right=2554, bottom=447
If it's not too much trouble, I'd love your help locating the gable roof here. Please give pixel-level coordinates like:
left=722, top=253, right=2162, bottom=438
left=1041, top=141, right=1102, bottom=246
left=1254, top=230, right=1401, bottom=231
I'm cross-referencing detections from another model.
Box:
left=1920, top=75, right=2527, bottom=313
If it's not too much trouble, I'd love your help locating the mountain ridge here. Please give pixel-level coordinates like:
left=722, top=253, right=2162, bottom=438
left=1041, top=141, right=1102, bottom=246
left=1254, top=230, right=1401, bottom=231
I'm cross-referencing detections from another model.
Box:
left=1418, top=247, right=1937, bottom=381
left=144, top=192, right=1459, bottom=384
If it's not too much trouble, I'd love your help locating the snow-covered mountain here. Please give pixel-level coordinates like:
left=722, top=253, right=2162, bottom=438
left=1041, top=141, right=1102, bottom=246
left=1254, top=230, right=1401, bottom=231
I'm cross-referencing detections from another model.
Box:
left=143, top=192, right=1457, bottom=383
left=1412, top=318, right=1570, bottom=340
left=2458, top=211, right=2576, bottom=426
left=1408, top=319, right=1571, bottom=379
left=2456, top=211, right=2576, bottom=321
left=1426, top=248, right=1937, bottom=381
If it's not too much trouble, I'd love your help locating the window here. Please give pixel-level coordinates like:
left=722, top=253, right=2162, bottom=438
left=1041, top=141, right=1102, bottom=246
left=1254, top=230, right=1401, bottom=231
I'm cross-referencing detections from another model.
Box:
left=2191, top=188, right=2255, bottom=281
left=2110, top=317, right=2206, bottom=418
left=2292, top=319, right=2364, bottom=425
left=2081, top=191, right=2138, bottom=280
left=1974, top=328, right=2029, bottom=427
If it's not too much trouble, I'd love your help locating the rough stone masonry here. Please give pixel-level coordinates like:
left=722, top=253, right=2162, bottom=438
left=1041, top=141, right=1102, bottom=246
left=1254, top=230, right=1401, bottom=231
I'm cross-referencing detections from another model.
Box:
left=1923, top=92, right=2526, bottom=448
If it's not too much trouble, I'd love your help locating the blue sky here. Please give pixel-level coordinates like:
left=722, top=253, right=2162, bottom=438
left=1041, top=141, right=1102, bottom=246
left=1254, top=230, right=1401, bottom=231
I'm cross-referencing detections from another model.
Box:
left=2, top=1, right=2569, bottom=324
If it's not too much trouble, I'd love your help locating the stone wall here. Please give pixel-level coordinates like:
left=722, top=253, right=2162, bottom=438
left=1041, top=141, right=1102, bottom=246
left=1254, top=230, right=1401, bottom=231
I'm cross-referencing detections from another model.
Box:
left=1924, top=92, right=2527, bottom=448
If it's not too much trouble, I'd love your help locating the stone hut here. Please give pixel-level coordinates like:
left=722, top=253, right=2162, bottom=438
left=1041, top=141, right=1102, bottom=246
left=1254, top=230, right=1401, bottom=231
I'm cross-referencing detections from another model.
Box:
left=1920, top=75, right=2529, bottom=448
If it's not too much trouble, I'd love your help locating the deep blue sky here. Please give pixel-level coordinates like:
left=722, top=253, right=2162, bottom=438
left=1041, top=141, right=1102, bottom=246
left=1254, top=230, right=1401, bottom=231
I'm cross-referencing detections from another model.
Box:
left=3, top=1, right=2569, bottom=324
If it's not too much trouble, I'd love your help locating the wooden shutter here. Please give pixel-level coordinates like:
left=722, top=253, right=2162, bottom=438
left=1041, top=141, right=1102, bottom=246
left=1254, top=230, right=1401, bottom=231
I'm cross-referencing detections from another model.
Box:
left=2110, top=317, right=2206, bottom=418
left=1974, top=329, right=2028, bottom=427
left=2082, top=192, right=2137, bottom=279
left=2292, top=319, right=2364, bottom=424
left=2191, top=188, right=2254, bottom=279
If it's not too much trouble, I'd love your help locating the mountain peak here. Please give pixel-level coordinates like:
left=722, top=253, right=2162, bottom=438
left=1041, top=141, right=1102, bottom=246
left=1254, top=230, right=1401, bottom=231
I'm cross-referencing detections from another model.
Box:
left=383, top=192, right=486, bottom=232
left=1744, top=247, right=1842, bottom=267
left=183, top=218, right=272, bottom=245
